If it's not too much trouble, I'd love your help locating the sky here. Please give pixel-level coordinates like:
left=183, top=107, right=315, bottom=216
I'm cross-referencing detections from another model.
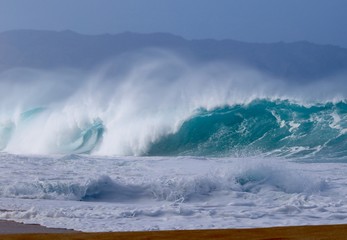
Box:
left=0, top=0, right=346, bottom=47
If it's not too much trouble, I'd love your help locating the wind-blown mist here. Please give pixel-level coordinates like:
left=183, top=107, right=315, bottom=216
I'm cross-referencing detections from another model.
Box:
left=0, top=50, right=346, bottom=157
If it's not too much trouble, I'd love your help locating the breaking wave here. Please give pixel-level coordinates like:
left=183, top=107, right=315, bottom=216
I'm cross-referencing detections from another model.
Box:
left=0, top=52, right=346, bottom=159
left=1, top=99, right=346, bottom=159
left=148, top=100, right=347, bottom=159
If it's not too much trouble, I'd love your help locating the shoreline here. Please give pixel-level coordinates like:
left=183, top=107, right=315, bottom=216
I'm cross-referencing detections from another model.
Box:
left=1, top=221, right=347, bottom=240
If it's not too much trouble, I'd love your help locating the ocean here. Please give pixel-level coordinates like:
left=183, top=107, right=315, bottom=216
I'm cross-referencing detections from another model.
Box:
left=0, top=55, right=347, bottom=231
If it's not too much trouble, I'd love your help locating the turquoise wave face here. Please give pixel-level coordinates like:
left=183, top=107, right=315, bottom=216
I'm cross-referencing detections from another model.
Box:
left=147, top=100, right=347, bottom=159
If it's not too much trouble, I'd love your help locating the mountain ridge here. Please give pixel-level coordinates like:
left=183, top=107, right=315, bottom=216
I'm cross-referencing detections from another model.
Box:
left=1, top=29, right=347, bottom=80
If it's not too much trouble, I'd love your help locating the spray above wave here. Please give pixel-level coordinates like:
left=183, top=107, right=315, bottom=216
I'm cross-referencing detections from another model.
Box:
left=0, top=50, right=346, bottom=157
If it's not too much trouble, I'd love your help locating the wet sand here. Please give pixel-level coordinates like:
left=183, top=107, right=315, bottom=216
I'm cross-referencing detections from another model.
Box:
left=0, top=220, right=76, bottom=234
left=1, top=221, right=347, bottom=240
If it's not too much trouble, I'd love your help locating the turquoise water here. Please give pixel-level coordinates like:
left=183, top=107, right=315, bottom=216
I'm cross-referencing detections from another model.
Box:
left=1, top=99, right=346, bottom=160
left=148, top=100, right=347, bottom=159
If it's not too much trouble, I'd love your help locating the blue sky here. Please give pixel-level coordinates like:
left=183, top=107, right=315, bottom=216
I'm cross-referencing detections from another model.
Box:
left=0, top=0, right=346, bottom=47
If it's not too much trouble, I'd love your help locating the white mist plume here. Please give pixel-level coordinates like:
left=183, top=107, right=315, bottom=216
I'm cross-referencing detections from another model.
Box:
left=0, top=49, right=346, bottom=155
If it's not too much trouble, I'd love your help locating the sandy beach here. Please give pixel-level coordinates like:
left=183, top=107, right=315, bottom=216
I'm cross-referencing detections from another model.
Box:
left=1, top=221, right=347, bottom=240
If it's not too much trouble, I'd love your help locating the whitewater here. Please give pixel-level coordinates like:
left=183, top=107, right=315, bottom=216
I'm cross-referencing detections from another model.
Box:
left=0, top=51, right=347, bottom=231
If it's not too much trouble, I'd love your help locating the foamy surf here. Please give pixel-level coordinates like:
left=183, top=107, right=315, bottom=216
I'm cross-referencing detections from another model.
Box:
left=0, top=154, right=342, bottom=232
